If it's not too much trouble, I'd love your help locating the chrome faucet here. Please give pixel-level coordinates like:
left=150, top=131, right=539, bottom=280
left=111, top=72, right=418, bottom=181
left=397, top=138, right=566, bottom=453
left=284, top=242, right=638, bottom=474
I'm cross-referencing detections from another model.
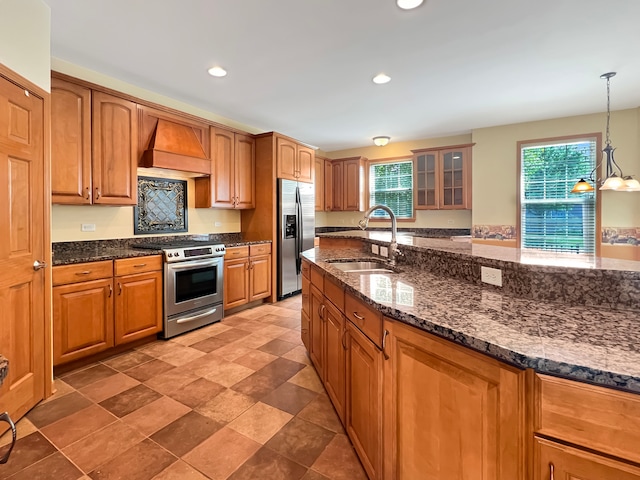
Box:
left=359, top=204, right=401, bottom=265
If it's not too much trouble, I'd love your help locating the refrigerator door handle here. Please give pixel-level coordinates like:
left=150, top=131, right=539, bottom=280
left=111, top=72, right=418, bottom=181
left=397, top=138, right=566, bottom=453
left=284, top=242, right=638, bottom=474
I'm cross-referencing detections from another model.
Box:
left=295, top=186, right=303, bottom=275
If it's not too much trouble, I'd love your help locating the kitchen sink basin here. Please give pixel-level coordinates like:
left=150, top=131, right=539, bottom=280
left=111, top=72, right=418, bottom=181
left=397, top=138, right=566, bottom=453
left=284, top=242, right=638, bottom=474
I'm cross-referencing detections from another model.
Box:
left=328, top=261, right=396, bottom=274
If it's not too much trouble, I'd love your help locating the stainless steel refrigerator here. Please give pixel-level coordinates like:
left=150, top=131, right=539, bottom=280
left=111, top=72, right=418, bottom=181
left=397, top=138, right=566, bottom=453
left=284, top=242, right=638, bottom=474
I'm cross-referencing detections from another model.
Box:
left=277, top=179, right=315, bottom=299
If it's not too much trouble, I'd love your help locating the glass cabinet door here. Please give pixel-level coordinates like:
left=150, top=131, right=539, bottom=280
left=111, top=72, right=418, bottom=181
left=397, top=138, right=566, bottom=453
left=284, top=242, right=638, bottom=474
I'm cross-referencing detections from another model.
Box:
left=441, top=149, right=465, bottom=207
left=415, top=153, right=438, bottom=209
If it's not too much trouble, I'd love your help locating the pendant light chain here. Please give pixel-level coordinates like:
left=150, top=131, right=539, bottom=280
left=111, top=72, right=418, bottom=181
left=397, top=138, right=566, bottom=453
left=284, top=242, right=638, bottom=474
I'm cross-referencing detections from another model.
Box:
left=605, top=74, right=612, bottom=147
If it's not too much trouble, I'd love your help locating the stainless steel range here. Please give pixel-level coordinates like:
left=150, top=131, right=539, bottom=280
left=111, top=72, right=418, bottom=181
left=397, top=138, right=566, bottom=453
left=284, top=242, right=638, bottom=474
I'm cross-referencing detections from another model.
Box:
left=135, top=241, right=226, bottom=339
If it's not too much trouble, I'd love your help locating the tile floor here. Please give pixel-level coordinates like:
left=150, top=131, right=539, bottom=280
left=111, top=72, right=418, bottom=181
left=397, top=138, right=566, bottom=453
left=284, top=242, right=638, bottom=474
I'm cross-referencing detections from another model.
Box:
left=0, top=296, right=367, bottom=480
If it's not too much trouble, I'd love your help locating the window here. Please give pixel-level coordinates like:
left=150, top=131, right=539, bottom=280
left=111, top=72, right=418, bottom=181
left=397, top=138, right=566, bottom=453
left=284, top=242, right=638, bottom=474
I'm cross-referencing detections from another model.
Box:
left=519, top=137, right=597, bottom=254
left=368, top=160, right=413, bottom=219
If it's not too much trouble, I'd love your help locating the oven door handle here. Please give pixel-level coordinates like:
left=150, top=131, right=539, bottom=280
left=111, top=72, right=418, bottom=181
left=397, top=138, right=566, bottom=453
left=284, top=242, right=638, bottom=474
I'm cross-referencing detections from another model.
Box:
left=168, top=259, right=220, bottom=271
left=175, top=306, right=219, bottom=324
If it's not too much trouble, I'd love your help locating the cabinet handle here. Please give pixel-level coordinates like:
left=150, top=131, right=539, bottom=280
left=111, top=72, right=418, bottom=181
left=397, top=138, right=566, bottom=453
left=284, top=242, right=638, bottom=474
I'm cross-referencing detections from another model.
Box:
left=33, top=260, right=47, bottom=271
left=84, top=187, right=90, bottom=200
left=95, top=187, right=101, bottom=200
left=75, top=271, right=91, bottom=276
left=118, top=282, right=122, bottom=295
left=549, top=463, right=554, bottom=480
left=341, top=328, right=348, bottom=350
left=318, top=303, right=325, bottom=320
left=382, top=329, right=390, bottom=360
left=108, top=284, right=112, bottom=297
left=133, top=263, right=147, bottom=268
left=0, top=412, right=16, bottom=464
left=352, top=311, right=365, bottom=321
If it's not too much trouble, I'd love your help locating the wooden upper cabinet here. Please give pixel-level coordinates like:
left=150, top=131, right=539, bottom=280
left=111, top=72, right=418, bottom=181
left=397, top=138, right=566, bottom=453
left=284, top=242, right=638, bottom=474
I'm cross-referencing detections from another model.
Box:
left=276, top=135, right=314, bottom=183
left=92, top=91, right=138, bottom=205
left=330, top=161, right=343, bottom=211
left=195, top=128, right=254, bottom=209
left=314, top=156, right=325, bottom=211
left=327, top=156, right=365, bottom=212
left=414, top=144, right=472, bottom=210
left=51, top=77, right=92, bottom=204
left=324, top=159, right=333, bottom=211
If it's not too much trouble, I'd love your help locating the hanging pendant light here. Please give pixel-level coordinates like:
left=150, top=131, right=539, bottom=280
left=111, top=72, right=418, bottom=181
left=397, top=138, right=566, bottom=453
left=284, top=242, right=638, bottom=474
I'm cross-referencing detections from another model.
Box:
left=571, top=72, right=640, bottom=193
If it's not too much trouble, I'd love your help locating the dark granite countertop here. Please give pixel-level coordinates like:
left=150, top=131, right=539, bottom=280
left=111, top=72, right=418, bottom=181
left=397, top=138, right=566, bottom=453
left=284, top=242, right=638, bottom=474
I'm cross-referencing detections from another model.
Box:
left=0, top=355, right=8, bottom=387
left=303, top=246, right=640, bottom=394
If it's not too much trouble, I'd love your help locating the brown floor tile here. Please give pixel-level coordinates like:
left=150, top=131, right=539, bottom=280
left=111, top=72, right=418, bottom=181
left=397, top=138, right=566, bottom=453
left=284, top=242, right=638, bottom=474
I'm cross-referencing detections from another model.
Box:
left=258, top=357, right=306, bottom=382
left=231, top=372, right=287, bottom=400
left=261, top=382, right=318, bottom=415
left=88, top=438, right=176, bottom=480
left=99, top=384, right=162, bottom=417
left=209, top=342, right=252, bottom=362
left=311, top=434, right=367, bottom=480
left=166, top=377, right=226, bottom=408
left=200, top=321, right=234, bottom=334
left=61, top=364, right=119, bottom=389
left=281, top=346, right=312, bottom=366
left=182, top=427, right=260, bottom=480
left=79, top=372, right=140, bottom=403
left=228, top=446, right=307, bottom=480
left=256, top=324, right=292, bottom=339
left=0, top=432, right=56, bottom=479
left=40, top=404, right=116, bottom=449
left=288, top=365, right=325, bottom=393
left=0, top=417, right=37, bottom=447
left=272, top=317, right=303, bottom=330
left=122, top=396, right=191, bottom=436
left=297, top=395, right=344, bottom=434
left=150, top=410, right=224, bottom=457
left=258, top=339, right=298, bottom=356
left=169, top=329, right=211, bottom=347
left=234, top=350, right=278, bottom=371
left=136, top=340, right=186, bottom=359
left=41, top=378, right=75, bottom=404
left=227, top=402, right=293, bottom=444
left=124, top=359, right=175, bottom=382
left=102, top=350, right=154, bottom=372
left=236, top=333, right=272, bottom=349
left=151, top=460, right=209, bottom=480
left=144, top=367, right=199, bottom=395
left=265, top=417, right=335, bottom=467
left=218, top=315, right=250, bottom=327
left=26, top=391, right=93, bottom=428
left=199, top=358, right=254, bottom=387
left=62, top=422, right=145, bottom=473
left=7, top=451, right=83, bottom=480
left=188, top=336, right=228, bottom=353
left=301, top=470, right=330, bottom=480
left=158, top=345, right=207, bottom=367
left=214, top=328, right=252, bottom=343
left=277, top=328, right=305, bottom=343
left=195, top=389, right=256, bottom=424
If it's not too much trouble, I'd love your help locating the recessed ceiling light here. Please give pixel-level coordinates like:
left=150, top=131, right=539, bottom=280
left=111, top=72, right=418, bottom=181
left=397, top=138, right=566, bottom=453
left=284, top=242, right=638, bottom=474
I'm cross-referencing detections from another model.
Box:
left=372, top=73, right=391, bottom=85
left=207, top=66, right=227, bottom=77
left=397, top=0, right=424, bottom=9
left=373, top=136, right=391, bottom=146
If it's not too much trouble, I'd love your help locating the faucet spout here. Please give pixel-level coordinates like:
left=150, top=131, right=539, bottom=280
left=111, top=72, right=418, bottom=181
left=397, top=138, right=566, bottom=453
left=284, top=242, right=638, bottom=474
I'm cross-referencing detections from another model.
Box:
left=360, top=204, right=399, bottom=264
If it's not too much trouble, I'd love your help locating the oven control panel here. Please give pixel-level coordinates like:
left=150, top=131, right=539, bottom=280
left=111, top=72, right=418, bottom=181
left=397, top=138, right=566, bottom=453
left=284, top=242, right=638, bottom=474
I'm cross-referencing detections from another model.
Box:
left=164, top=244, right=226, bottom=262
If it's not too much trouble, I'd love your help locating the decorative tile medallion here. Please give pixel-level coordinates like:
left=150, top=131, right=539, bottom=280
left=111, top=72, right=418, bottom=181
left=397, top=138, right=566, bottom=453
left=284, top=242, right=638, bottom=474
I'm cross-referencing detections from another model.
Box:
left=134, top=176, right=187, bottom=234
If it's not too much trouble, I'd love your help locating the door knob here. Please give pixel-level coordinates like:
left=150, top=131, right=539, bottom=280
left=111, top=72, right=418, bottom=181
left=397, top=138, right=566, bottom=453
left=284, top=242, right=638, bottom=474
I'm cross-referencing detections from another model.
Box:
left=33, top=260, right=47, bottom=271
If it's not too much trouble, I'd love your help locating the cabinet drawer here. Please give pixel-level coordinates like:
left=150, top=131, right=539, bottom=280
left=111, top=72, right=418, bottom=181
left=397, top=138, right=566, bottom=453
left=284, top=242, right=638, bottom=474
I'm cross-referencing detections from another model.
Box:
left=536, top=373, right=640, bottom=464
left=53, top=260, right=113, bottom=286
left=324, top=276, right=344, bottom=312
left=345, top=292, right=382, bottom=348
left=301, top=259, right=311, bottom=279
left=311, top=264, right=324, bottom=289
left=250, top=243, right=271, bottom=256
left=225, top=246, right=249, bottom=259
left=114, top=255, right=162, bottom=276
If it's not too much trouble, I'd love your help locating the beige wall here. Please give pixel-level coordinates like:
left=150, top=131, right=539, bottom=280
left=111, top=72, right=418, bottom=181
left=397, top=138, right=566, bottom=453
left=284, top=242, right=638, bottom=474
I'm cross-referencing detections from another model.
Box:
left=0, top=0, right=50, bottom=91
left=472, top=108, right=640, bottom=228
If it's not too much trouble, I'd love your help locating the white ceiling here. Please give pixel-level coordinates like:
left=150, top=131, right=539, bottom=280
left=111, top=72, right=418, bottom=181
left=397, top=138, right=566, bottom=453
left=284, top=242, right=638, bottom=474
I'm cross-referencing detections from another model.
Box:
left=43, top=0, right=640, bottom=152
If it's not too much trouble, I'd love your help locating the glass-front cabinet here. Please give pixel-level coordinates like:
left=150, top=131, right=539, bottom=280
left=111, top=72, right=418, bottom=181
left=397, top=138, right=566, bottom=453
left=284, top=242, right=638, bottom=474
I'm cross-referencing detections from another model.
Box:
left=413, top=145, right=472, bottom=210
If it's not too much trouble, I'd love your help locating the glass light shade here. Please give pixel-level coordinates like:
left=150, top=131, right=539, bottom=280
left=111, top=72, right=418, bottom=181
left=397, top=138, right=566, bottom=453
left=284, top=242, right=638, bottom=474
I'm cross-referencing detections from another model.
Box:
left=599, top=175, right=625, bottom=190
left=207, top=66, right=227, bottom=77
left=570, top=179, right=594, bottom=193
left=621, top=177, right=640, bottom=192
left=372, top=73, right=391, bottom=84
left=397, top=0, right=424, bottom=9
left=373, top=136, right=390, bottom=146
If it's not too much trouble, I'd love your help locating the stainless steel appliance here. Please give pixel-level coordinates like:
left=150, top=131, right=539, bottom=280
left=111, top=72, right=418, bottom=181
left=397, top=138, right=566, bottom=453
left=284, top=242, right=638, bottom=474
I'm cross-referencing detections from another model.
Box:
left=278, top=179, right=315, bottom=299
left=134, top=241, right=225, bottom=338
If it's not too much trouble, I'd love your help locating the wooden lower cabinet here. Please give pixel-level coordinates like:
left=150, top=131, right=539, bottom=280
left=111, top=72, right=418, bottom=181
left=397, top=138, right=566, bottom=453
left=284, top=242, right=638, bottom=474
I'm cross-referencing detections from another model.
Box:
left=224, top=257, right=250, bottom=309
left=324, top=300, right=346, bottom=424
left=224, top=244, right=272, bottom=310
left=346, top=320, right=383, bottom=480
left=249, top=254, right=271, bottom=301
left=115, top=271, right=162, bottom=345
left=534, top=437, right=640, bottom=479
left=309, top=284, right=324, bottom=378
left=382, top=318, right=526, bottom=480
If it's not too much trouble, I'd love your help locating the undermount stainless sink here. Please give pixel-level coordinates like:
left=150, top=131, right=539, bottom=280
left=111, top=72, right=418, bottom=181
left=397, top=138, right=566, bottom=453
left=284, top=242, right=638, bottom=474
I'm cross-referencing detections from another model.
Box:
left=328, top=261, right=395, bottom=274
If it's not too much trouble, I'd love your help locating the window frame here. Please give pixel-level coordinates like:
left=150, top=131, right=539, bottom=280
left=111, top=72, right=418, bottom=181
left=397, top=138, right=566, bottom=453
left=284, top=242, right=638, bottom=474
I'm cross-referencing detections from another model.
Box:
left=367, top=156, right=415, bottom=222
left=516, top=133, right=602, bottom=257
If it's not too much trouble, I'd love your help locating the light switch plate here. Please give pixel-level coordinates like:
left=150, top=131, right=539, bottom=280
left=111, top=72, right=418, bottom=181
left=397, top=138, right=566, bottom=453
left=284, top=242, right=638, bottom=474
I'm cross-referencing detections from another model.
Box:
left=481, top=266, right=503, bottom=287
left=380, top=246, right=389, bottom=258
left=371, top=244, right=379, bottom=255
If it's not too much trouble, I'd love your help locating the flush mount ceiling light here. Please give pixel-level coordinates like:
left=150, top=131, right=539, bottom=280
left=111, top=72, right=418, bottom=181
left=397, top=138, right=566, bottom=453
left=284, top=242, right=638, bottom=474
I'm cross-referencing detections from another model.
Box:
left=397, top=0, right=424, bottom=10
left=571, top=72, right=640, bottom=193
left=372, top=73, right=391, bottom=85
left=373, top=136, right=390, bottom=147
left=207, top=66, right=227, bottom=77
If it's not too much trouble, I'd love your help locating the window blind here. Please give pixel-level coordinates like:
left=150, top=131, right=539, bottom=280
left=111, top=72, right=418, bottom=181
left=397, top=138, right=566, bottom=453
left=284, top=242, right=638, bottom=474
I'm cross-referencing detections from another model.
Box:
left=369, top=161, right=413, bottom=219
left=520, top=140, right=596, bottom=254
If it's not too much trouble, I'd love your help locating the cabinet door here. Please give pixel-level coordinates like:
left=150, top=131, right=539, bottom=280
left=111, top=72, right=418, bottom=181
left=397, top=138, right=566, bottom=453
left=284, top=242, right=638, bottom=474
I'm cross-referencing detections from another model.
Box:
left=309, top=284, right=324, bottom=377
left=440, top=147, right=471, bottom=209
left=330, top=161, right=343, bottom=211
left=415, top=152, right=439, bottom=209
left=210, top=127, right=235, bottom=207
left=324, top=300, right=346, bottom=425
left=382, top=319, right=526, bottom=480
left=343, top=157, right=363, bottom=211
left=235, top=133, right=255, bottom=209
left=297, top=145, right=314, bottom=183
left=53, top=279, right=114, bottom=365
left=92, top=91, right=138, bottom=205
left=301, top=311, right=310, bottom=351
left=346, top=320, right=383, bottom=480
left=535, top=437, right=640, bottom=480
left=224, top=257, right=250, bottom=309
left=249, top=254, right=271, bottom=301
left=114, top=271, right=162, bottom=345
left=324, top=159, right=333, bottom=211
left=51, top=78, right=92, bottom=204
left=315, top=156, right=325, bottom=211
left=276, top=136, right=297, bottom=181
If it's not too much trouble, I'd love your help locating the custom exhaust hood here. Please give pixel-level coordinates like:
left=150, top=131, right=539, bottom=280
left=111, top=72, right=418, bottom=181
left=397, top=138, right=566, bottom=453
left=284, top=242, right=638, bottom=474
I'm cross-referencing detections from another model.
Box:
left=139, top=107, right=211, bottom=176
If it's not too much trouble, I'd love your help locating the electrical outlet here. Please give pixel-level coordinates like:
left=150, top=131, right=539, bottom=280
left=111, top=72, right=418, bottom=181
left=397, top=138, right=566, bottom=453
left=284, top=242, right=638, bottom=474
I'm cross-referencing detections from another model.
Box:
left=81, top=223, right=96, bottom=232
left=447, top=219, right=455, bottom=224
left=380, top=246, right=389, bottom=258
left=214, top=221, right=222, bottom=227
left=371, top=244, right=379, bottom=255
left=481, top=266, right=503, bottom=287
